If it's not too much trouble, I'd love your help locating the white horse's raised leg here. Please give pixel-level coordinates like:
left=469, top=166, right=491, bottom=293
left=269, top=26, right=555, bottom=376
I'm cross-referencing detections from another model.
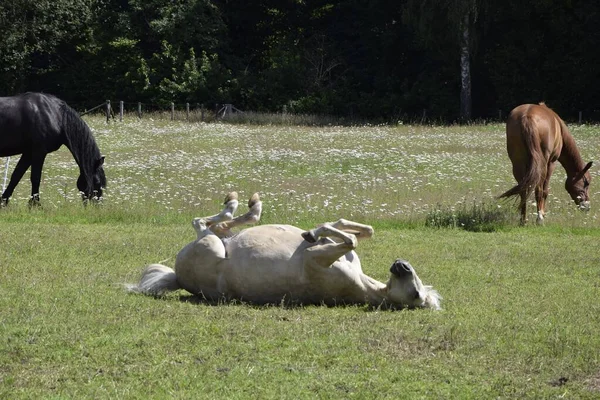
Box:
left=302, top=224, right=358, bottom=268
left=192, top=192, right=239, bottom=239
left=324, top=219, right=374, bottom=240
left=301, top=222, right=361, bottom=245
left=210, top=193, right=262, bottom=237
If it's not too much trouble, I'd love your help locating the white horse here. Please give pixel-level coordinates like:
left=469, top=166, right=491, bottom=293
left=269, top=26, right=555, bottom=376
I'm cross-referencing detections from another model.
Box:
left=127, top=192, right=441, bottom=310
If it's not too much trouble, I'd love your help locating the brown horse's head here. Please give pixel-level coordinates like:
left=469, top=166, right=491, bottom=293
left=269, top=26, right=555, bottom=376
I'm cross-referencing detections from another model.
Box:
left=565, top=161, right=593, bottom=210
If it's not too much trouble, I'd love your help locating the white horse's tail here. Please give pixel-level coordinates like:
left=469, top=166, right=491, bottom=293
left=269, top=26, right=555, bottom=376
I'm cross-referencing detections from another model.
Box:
left=125, top=264, right=180, bottom=296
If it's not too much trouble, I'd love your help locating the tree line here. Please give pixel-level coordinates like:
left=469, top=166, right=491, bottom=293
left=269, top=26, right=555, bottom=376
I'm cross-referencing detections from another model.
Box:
left=1, top=0, right=599, bottom=122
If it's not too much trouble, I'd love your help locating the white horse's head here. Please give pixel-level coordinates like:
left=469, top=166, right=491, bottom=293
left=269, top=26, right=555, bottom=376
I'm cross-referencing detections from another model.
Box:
left=386, top=259, right=441, bottom=310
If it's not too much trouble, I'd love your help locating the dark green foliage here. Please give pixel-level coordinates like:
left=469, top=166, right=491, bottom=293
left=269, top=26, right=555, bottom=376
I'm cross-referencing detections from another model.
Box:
left=1, top=0, right=599, bottom=121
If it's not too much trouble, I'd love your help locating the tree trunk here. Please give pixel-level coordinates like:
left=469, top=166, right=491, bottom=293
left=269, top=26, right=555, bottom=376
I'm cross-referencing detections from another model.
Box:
left=459, top=12, right=472, bottom=121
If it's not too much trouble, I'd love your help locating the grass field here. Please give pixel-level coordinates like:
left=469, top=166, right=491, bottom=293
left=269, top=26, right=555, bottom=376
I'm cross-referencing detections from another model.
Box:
left=1, top=117, right=599, bottom=398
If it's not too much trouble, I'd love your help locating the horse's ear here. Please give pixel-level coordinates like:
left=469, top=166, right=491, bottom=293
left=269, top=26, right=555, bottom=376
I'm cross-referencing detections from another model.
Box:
left=573, top=161, right=593, bottom=183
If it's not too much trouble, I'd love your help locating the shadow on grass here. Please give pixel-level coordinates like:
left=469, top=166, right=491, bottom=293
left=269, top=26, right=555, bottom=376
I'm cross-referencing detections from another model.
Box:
left=176, top=293, right=426, bottom=312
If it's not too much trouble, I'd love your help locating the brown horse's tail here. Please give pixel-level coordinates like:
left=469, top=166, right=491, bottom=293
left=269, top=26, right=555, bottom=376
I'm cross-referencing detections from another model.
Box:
left=498, top=113, right=546, bottom=201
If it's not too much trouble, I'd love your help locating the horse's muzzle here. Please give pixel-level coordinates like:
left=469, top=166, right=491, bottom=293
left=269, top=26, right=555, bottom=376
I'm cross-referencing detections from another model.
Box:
left=578, top=200, right=590, bottom=211
left=81, top=191, right=103, bottom=205
left=390, top=259, right=413, bottom=277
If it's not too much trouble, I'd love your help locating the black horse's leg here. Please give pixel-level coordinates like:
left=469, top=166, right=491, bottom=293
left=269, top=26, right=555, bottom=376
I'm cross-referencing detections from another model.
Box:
left=1, top=154, right=32, bottom=205
left=28, top=153, right=47, bottom=206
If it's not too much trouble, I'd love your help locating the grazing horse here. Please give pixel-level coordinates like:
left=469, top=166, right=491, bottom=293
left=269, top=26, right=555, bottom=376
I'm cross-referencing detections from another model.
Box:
left=499, top=103, right=593, bottom=224
left=0, top=92, right=106, bottom=206
left=127, top=192, right=441, bottom=310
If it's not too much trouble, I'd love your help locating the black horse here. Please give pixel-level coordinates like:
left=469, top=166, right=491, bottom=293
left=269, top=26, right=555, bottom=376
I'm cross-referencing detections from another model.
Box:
left=0, top=93, right=106, bottom=206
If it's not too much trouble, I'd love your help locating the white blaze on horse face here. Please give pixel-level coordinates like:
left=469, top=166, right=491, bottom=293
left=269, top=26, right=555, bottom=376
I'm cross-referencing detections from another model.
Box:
left=579, top=201, right=591, bottom=211
left=577, top=196, right=591, bottom=211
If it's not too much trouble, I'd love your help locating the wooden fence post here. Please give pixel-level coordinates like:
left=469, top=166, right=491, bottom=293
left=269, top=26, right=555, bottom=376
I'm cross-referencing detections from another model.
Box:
left=186, top=103, right=190, bottom=120
left=138, top=102, right=142, bottom=119
left=222, top=104, right=233, bottom=118
left=106, top=100, right=111, bottom=123
left=498, top=110, right=502, bottom=121
left=579, top=111, right=582, bottom=124
left=171, top=102, right=175, bottom=121
left=119, top=101, right=124, bottom=121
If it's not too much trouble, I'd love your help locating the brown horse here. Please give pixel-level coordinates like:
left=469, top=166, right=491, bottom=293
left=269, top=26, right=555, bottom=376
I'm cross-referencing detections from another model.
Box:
left=499, top=103, right=593, bottom=224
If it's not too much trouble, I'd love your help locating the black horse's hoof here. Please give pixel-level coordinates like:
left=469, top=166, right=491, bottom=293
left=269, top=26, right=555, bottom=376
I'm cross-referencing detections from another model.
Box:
left=0, top=198, right=8, bottom=208
left=28, top=194, right=41, bottom=208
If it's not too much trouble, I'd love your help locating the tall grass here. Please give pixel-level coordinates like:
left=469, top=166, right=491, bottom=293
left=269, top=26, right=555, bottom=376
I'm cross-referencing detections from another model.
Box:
left=425, top=200, right=515, bottom=232
left=4, top=117, right=597, bottom=227
left=222, top=111, right=356, bottom=126
left=1, top=119, right=599, bottom=398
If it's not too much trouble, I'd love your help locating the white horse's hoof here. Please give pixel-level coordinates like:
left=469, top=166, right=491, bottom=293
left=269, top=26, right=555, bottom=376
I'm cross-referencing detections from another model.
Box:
left=224, top=192, right=238, bottom=204
left=302, top=230, right=317, bottom=243
left=248, top=193, right=260, bottom=208
left=192, top=217, right=206, bottom=232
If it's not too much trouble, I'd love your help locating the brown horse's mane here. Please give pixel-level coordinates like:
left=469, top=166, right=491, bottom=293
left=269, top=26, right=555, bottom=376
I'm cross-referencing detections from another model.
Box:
left=540, top=103, right=587, bottom=175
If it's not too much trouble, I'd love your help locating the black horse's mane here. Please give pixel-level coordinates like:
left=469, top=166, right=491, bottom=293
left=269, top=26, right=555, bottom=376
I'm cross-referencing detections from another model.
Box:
left=58, top=98, right=107, bottom=190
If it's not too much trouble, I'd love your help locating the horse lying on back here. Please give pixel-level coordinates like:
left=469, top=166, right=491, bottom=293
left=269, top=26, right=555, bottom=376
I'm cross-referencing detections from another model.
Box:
left=127, top=192, right=441, bottom=310
left=499, top=103, right=593, bottom=224
left=0, top=92, right=106, bottom=206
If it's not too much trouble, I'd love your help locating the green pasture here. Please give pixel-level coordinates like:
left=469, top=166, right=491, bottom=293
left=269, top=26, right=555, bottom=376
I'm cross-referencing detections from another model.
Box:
left=1, top=118, right=599, bottom=398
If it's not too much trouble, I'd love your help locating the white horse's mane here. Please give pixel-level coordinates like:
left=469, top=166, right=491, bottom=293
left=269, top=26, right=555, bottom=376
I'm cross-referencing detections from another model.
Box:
left=422, top=286, right=442, bottom=310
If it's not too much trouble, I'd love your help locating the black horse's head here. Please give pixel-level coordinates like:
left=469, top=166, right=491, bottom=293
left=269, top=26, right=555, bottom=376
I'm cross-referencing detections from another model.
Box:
left=78, top=156, right=106, bottom=202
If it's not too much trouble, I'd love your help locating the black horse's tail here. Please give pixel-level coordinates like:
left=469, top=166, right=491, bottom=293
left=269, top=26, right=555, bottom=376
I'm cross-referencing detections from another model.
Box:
left=498, top=113, right=546, bottom=201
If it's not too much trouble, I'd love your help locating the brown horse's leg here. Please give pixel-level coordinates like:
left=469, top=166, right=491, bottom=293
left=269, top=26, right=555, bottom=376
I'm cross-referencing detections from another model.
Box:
left=536, top=162, right=556, bottom=224
left=534, top=186, right=544, bottom=224
left=519, top=191, right=527, bottom=225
